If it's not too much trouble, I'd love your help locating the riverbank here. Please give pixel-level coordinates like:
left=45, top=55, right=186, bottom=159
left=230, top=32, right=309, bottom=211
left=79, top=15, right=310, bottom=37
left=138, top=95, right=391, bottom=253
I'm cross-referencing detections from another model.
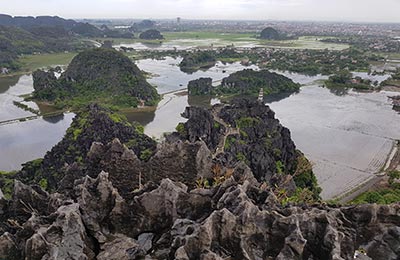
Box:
left=336, top=140, right=400, bottom=204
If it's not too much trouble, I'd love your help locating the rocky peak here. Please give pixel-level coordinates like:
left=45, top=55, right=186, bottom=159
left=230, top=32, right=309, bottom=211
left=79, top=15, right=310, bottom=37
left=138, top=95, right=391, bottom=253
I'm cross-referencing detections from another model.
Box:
left=17, top=104, right=156, bottom=191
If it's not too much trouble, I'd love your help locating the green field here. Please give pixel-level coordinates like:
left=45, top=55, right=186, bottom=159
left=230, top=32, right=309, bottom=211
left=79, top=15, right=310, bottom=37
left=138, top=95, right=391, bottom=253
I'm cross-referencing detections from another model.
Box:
left=18, top=52, right=78, bottom=72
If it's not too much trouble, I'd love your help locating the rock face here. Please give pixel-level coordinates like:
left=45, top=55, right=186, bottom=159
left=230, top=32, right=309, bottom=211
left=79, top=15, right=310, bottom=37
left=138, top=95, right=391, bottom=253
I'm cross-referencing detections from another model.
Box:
left=139, top=29, right=164, bottom=40
left=17, top=104, right=157, bottom=192
left=176, top=99, right=319, bottom=197
left=188, top=77, right=213, bottom=95
left=0, top=171, right=399, bottom=259
left=32, top=70, right=58, bottom=95
left=33, top=48, right=160, bottom=107
left=220, top=69, right=300, bottom=95
left=260, top=27, right=280, bottom=40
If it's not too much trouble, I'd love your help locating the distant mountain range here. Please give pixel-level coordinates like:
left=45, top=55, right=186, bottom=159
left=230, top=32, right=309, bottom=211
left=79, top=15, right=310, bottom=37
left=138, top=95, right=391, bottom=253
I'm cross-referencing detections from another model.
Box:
left=0, top=14, right=133, bottom=71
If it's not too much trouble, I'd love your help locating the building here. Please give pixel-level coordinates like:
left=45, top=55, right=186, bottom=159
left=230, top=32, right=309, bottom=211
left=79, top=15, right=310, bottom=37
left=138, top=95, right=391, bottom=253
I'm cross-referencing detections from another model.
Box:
left=177, top=17, right=181, bottom=24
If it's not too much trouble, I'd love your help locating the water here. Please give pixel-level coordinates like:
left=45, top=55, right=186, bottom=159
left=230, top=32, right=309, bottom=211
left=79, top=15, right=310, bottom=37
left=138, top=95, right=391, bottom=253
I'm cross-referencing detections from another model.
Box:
left=0, top=75, right=36, bottom=122
left=0, top=113, right=75, bottom=171
left=132, top=57, right=257, bottom=137
left=136, top=57, right=258, bottom=94
left=267, top=86, right=400, bottom=199
left=0, top=74, right=74, bottom=171
left=115, top=39, right=260, bottom=51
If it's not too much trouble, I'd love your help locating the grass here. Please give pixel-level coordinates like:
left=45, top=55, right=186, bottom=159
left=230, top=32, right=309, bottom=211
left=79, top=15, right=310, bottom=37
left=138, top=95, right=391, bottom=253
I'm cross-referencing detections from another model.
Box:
left=18, top=52, right=77, bottom=72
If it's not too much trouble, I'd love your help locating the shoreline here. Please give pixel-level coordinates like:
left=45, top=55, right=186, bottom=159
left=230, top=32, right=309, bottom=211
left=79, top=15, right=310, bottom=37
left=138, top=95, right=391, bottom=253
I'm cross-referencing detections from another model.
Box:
left=335, top=140, right=400, bottom=204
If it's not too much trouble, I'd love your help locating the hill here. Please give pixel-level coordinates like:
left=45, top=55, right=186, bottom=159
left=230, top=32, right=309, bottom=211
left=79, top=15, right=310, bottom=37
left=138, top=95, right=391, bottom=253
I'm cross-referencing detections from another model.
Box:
left=179, top=50, right=217, bottom=73
left=260, top=27, right=280, bottom=40
left=0, top=14, right=135, bottom=71
left=259, top=27, right=296, bottom=40
left=139, top=29, right=164, bottom=40
left=32, top=48, right=160, bottom=108
left=0, top=25, right=87, bottom=70
left=218, top=69, right=300, bottom=96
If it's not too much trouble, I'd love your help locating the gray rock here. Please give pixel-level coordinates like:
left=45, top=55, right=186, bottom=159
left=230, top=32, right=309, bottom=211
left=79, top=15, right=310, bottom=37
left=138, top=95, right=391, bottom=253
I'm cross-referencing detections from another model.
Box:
left=138, top=233, right=154, bottom=253
left=97, top=234, right=142, bottom=260
left=24, top=203, right=95, bottom=260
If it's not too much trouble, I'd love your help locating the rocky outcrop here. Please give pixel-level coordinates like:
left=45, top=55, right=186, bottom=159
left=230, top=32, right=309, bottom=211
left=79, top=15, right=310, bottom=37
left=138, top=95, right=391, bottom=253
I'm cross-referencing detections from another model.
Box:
left=179, top=51, right=217, bottom=73
left=5, top=98, right=397, bottom=259
left=178, top=106, right=226, bottom=151
left=33, top=48, right=160, bottom=107
left=0, top=171, right=399, bottom=260
left=139, top=29, right=164, bottom=40
left=175, top=99, right=319, bottom=197
left=32, top=70, right=58, bottom=96
left=188, top=77, right=213, bottom=95
left=220, top=69, right=300, bottom=95
left=17, top=104, right=157, bottom=192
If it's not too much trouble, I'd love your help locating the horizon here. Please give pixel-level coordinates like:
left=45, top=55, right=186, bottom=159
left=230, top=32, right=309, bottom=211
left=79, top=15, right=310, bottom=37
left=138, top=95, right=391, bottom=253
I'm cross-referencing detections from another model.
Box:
left=3, top=14, right=400, bottom=26
left=2, top=0, right=400, bottom=24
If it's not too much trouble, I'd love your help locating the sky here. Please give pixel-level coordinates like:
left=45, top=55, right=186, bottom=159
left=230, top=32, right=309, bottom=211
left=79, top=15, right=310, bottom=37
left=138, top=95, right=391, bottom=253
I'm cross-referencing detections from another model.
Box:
left=1, top=0, right=400, bottom=23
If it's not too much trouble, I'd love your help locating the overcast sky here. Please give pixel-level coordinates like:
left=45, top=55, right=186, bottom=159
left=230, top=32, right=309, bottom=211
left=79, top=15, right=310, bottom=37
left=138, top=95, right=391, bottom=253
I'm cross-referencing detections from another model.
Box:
left=2, top=0, right=400, bottom=23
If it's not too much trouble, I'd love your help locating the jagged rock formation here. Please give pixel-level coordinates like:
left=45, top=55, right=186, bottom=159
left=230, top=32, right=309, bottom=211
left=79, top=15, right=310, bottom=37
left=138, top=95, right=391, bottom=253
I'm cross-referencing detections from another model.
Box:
left=32, top=48, right=160, bottom=107
left=139, top=29, right=164, bottom=40
left=17, top=104, right=157, bottom=193
left=0, top=171, right=399, bottom=259
left=175, top=98, right=320, bottom=197
left=1, top=99, right=398, bottom=259
left=220, top=69, right=300, bottom=96
left=188, top=77, right=213, bottom=95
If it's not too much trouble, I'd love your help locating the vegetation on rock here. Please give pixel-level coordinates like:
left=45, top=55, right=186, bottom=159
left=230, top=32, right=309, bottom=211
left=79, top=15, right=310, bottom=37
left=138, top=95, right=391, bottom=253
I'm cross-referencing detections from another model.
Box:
left=325, top=70, right=374, bottom=90
left=187, top=77, right=213, bottom=95
left=218, top=69, right=300, bottom=96
left=260, top=27, right=280, bottom=40
left=32, top=48, right=160, bottom=109
left=139, top=29, right=164, bottom=40
left=17, top=104, right=157, bottom=191
left=179, top=50, right=216, bottom=73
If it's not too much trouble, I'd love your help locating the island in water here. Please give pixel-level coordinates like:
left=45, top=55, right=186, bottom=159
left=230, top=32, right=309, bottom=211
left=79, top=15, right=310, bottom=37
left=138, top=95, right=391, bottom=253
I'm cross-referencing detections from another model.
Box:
left=31, top=48, right=160, bottom=110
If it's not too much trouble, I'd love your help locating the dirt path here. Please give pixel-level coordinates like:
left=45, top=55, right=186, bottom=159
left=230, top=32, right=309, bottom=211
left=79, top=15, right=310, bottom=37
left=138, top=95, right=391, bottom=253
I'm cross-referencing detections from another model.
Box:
left=211, top=106, right=240, bottom=159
